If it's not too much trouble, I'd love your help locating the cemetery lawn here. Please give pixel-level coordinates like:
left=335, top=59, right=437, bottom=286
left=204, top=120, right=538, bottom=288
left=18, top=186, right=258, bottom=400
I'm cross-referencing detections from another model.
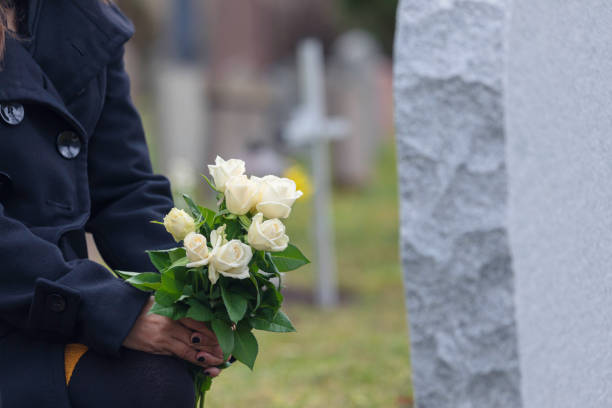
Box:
left=205, top=141, right=414, bottom=408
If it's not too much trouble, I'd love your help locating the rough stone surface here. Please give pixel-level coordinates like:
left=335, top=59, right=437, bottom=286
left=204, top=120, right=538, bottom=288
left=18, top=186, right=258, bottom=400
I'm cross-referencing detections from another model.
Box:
left=506, top=2, right=612, bottom=407
left=394, top=1, right=521, bottom=407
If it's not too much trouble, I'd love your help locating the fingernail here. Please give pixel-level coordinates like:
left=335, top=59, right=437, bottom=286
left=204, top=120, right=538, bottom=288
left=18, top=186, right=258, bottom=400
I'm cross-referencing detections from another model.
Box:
left=229, top=356, right=236, bottom=363
left=198, top=356, right=206, bottom=362
left=192, top=336, right=201, bottom=344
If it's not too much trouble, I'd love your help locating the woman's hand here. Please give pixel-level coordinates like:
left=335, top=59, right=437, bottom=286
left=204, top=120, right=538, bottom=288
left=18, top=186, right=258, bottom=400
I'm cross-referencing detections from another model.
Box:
left=123, top=297, right=224, bottom=377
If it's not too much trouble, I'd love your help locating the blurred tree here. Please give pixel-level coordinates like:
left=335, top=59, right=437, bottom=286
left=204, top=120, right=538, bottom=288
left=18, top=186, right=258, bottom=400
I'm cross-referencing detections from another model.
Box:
left=336, top=0, right=398, bottom=56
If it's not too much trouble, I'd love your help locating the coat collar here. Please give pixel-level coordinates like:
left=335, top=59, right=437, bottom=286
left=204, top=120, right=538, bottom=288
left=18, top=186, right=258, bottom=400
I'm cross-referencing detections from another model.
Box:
left=0, top=37, right=87, bottom=136
left=0, top=0, right=134, bottom=134
left=30, top=0, right=134, bottom=102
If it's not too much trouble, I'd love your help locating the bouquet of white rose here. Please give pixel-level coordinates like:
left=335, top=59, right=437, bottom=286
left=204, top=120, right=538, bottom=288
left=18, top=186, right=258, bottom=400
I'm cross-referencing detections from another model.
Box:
left=117, top=157, right=309, bottom=407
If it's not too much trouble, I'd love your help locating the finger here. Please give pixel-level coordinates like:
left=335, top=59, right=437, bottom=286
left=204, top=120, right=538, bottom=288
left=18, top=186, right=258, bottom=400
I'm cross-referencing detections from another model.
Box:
left=168, top=324, right=220, bottom=354
left=195, top=350, right=225, bottom=367
left=177, top=317, right=217, bottom=341
left=165, top=338, right=209, bottom=368
left=178, top=319, right=218, bottom=343
left=189, top=332, right=223, bottom=356
left=168, top=321, right=196, bottom=345
left=204, top=367, right=221, bottom=378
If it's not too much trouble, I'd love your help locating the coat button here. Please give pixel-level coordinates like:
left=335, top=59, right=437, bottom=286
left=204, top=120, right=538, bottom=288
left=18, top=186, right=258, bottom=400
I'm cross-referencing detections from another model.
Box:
left=0, top=102, right=25, bottom=125
left=46, top=293, right=66, bottom=312
left=57, top=131, right=81, bottom=159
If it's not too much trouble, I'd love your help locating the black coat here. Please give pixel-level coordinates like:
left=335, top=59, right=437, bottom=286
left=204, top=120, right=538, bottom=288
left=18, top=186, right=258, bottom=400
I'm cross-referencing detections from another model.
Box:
left=0, top=0, right=177, bottom=406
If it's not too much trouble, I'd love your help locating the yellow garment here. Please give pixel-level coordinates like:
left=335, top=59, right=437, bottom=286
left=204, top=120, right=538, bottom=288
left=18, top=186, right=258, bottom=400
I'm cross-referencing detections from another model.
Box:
left=64, top=343, right=89, bottom=385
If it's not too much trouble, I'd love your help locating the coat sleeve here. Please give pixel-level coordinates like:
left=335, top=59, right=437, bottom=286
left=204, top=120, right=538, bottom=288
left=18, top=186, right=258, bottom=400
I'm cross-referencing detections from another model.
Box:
left=85, top=45, right=177, bottom=271
left=0, top=213, right=154, bottom=356
left=0, top=46, right=178, bottom=357
left=83, top=45, right=180, bottom=342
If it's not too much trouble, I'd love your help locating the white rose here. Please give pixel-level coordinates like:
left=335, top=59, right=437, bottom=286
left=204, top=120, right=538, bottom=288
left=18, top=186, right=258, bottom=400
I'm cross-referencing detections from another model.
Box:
left=210, top=224, right=228, bottom=248
left=248, top=213, right=289, bottom=252
left=206, top=225, right=228, bottom=284
left=208, top=156, right=246, bottom=192
left=208, top=239, right=253, bottom=284
left=163, top=208, right=196, bottom=242
left=254, top=175, right=303, bottom=219
left=224, top=175, right=260, bottom=215
left=184, top=232, right=211, bottom=268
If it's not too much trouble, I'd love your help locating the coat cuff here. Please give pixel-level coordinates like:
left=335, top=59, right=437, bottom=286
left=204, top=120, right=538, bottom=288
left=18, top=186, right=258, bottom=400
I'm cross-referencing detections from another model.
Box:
left=27, top=259, right=150, bottom=356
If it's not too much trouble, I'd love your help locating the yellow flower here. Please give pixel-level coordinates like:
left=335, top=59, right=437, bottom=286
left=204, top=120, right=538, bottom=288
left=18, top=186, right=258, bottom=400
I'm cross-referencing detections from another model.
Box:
left=283, top=164, right=312, bottom=200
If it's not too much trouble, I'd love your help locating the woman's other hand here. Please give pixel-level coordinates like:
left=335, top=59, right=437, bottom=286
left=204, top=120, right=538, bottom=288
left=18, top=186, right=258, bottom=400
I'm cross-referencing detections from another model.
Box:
left=122, top=297, right=224, bottom=377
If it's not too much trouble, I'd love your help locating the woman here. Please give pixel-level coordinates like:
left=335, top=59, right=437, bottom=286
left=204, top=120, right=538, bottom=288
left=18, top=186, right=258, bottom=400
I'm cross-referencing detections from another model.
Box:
left=0, top=0, right=224, bottom=407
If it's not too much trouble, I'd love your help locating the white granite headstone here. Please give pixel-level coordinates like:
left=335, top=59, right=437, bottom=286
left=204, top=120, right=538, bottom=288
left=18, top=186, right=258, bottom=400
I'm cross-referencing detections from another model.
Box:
left=394, top=1, right=521, bottom=406
left=506, top=1, right=612, bottom=407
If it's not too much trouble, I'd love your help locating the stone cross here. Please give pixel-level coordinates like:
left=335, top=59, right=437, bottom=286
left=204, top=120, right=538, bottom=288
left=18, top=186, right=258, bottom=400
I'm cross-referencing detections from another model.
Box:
left=284, top=39, right=349, bottom=307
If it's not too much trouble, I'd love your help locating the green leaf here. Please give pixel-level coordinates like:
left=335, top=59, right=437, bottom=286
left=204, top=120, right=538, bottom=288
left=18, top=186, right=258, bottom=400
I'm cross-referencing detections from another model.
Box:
left=250, top=310, right=295, bottom=333
left=216, top=209, right=231, bottom=217
left=148, top=302, right=174, bottom=318
left=254, top=251, right=271, bottom=273
left=161, top=271, right=184, bottom=294
left=248, top=274, right=261, bottom=312
left=238, top=215, right=252, bottom=229
left=198, top=206, right=217, bottom=227
left=230, top=284, right=256, bottom=300
left=201, top=173, right=221, bottom=193
left=232, top=323, right=258, bottom=370
left=221, top=285, right=248, bottom=323
left=257, top=275, right=283, bottom=308
left=147, top=251, right=171, bottom=271
left=125, top=272, right=161, bottom=291
left=183, top=194, right=202, bottom=221
left=146, top=247, right=186, bottom=271
left=115, top=270, right=142, bottom=280
left=155, top=289, right=181, bottom=306
left=211, top=319, right=234, bottom=359
left=168, top=248, right=187, bottom=263
left=193, top=372, right=213, bottom=408
left=166, top=256, right=190, bottom=271
left=269, top=244, right=310, bottom=272
left=149, top=302, right=188, bottom=320
left=186, top=299, right=214, bottom=322
left=223, top=218, right=243, bottom=240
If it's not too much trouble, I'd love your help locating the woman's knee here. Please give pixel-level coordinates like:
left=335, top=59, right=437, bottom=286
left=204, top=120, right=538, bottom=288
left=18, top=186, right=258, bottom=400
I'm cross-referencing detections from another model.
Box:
left=69, top=348, right=195, bottom=408
left=134, top=351, right=196, bottom=408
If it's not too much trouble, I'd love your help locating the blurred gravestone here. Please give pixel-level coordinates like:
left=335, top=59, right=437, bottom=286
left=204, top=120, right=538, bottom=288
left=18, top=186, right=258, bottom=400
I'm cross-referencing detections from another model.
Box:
left=206, top=69, right=279, bottom=175
left=506, top=2, right=612, bottom=407
left=329, top=30, right=382, bottom=188
left=154, top=0, right=207, bottom=194
left=155, top=65, right=207, bottom=192
left=394, top=1, right=521, bottom=407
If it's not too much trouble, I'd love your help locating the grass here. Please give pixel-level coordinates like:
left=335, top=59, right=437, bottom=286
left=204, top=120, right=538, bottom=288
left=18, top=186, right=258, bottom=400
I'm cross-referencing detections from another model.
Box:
left=204, top=142, right=413, bottom=408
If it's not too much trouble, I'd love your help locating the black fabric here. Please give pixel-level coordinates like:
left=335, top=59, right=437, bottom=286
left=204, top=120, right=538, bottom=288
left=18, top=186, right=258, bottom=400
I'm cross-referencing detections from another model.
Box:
left=0, top=0, right=178, bottom=406
left=68, top=348, right=196, bottom=408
